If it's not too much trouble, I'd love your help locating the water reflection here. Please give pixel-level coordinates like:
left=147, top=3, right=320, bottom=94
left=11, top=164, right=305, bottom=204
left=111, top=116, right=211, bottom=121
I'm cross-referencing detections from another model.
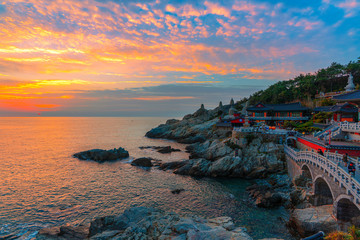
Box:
left=0, top=117, right=294, bottom=239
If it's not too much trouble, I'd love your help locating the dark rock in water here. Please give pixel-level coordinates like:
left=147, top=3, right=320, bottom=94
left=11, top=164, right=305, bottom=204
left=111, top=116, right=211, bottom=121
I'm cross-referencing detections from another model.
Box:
left=131, top=157, right=153, bottom=167
left=247, top=177, right=291, bottom=209
left=139, top=146, right=181, bottom=154
left=73, top=147, right=129, bottom=163
left=171, top=188, right=185, bottom=194
left=156, top=146, right=181, bottom=153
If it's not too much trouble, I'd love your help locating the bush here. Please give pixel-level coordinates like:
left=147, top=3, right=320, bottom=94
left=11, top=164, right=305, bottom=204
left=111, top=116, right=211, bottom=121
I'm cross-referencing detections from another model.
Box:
left=312, top=112, right=333, bottom=123
left=325, top=226, right=360, bottom=240
left=284, top=120, right=298, bottom=128
left=319, top=98, right=336, bottom=106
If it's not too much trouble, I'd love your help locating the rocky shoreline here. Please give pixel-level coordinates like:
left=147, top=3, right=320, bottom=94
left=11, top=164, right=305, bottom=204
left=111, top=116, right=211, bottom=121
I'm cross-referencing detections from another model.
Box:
left=36, top=207, right=257, bottom=240
left=144, top=104, right=342, bottom=238
left=45, top=103, right=332, bottom=239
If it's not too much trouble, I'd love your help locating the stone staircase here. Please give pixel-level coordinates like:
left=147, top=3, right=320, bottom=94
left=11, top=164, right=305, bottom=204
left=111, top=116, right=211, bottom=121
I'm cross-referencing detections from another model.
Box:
left=314, top=123, right=345, bottom=140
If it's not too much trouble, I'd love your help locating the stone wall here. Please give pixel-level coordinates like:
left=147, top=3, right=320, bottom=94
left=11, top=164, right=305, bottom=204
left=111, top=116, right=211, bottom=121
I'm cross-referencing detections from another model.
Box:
left=286, top=155, right=302, bottom=180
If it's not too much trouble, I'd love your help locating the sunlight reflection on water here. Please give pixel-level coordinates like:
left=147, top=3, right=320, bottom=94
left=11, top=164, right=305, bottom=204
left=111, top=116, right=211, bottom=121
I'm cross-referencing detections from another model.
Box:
left=0, top=117, right=294, bottom=239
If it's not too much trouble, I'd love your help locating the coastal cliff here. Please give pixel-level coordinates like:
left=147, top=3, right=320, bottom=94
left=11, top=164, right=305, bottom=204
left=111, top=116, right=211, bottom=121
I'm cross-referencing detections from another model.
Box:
left=145, top=104, right=233, bottom=143
left=146, top=104, right=286, bottom=179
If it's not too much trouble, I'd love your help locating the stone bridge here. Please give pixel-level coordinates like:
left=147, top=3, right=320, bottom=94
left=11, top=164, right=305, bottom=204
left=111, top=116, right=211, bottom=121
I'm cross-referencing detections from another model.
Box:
left=285, top=145, right=360, bottom=223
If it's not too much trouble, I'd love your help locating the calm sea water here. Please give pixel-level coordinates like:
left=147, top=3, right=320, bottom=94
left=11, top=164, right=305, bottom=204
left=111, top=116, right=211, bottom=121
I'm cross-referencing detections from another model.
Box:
left=0, top=117, right=295, bottom=239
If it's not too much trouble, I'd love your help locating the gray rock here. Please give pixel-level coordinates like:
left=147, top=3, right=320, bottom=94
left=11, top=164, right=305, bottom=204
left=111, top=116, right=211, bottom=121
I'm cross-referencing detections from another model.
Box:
left=288, top=205, right=338, bottom=237
left=37, top=207, right=253, bottom=240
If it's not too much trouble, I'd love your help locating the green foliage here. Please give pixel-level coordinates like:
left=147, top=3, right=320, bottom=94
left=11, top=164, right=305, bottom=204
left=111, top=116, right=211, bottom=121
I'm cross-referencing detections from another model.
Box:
left=320, top=98, right=336, bottom=106
left=294, top=121, right=321, bottom=133
left=246, top=58, right=360, bottom=105
left=284, top=120, right=299, bottom=128
left=325, top=225, right=360, bottom=240
left=312, top=112, right=333, bottom=123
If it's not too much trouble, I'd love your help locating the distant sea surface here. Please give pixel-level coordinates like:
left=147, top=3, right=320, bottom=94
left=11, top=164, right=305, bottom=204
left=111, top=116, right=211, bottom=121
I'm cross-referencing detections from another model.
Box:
left=0, top=117, right=294, bottom=239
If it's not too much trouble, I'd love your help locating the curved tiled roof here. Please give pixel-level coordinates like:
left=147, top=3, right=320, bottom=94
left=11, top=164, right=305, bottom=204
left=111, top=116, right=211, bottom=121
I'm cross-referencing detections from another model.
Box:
left=333, top=90, right=360, bottom=101
left=313, top=103, right=357, bottom=113
left=247, top=102, right=309, bottom=112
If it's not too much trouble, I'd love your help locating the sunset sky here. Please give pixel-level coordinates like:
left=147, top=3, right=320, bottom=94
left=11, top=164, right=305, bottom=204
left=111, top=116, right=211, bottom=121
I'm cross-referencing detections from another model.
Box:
left=0, top=0, right=359, bottom=116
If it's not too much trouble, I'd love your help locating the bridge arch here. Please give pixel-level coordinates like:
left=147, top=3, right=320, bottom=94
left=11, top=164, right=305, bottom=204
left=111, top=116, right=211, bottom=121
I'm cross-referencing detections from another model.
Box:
left=313, top=176, right=334, bottom=206
left=336, top=197, right=360, bottom=222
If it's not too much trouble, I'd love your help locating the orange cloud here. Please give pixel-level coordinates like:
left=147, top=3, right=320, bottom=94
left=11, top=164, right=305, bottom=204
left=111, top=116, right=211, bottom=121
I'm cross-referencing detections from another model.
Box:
left=35, top=104, right=61, bottom=108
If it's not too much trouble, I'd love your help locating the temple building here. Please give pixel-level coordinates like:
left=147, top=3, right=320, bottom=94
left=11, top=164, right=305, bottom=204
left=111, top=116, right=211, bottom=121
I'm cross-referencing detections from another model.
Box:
left=333, top=90, right=360, bottom=120
left=313, top=103, right=358, bottom=122
left=246, top=102, right=310, bottom=126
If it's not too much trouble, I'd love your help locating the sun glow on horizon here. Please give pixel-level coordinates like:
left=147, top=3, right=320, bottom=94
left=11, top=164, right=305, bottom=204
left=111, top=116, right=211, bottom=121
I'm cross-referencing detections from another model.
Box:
left=0, top=0, right=358, bottom=115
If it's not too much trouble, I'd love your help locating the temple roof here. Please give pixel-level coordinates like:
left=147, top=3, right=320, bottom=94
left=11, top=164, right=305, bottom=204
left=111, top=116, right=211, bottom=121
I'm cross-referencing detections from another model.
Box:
left=247, top=102, right=309, bottom=112
left=313, top=103, right=358, bottom=113
left=333, top=90, right=360, bottom=102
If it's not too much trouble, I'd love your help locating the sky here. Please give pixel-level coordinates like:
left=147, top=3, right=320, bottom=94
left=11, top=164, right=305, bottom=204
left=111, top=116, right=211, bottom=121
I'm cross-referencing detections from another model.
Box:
left=0, top=0, right=359, bottom=117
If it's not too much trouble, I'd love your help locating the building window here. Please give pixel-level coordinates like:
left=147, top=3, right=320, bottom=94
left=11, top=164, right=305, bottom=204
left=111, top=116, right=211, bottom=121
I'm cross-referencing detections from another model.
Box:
left=255, top=112, right=265, bottom=117
left=292, top=112, right=301, bottom=117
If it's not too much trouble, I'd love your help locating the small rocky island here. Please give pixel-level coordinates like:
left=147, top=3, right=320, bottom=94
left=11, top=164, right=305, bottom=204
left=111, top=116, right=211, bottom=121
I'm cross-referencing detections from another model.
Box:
left=73, top=147, right=129, bottom=163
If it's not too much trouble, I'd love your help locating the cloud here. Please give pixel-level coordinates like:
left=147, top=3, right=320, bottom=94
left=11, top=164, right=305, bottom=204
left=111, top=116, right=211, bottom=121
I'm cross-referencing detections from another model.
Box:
left=337, top=0, right=359, bottom=17
left=0, top=0, right=358, bottom=115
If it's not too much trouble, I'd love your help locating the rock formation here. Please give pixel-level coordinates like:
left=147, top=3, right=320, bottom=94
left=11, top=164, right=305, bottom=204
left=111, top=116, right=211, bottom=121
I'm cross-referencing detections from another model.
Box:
left=36, top=207, right=254, bottom=240
left=288, top=205, right=338, bottom=237
left=159, top=136, right=286, bottom=179
left=131, top=157, right=153, bottom=167
left=73, top=147, right=129, bottom=163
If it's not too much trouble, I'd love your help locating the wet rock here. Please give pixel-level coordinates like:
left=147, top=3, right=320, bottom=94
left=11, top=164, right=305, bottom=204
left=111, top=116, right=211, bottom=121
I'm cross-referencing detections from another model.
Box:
left=73, top=147, right=129, bottom=163
left=131, top=157, right=153, bottom=167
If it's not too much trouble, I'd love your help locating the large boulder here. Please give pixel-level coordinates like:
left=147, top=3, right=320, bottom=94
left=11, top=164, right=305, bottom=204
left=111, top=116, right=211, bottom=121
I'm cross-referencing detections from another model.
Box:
left=73, top=147, right=129, bottom=163
left=288, top=205, right=338, bottom=237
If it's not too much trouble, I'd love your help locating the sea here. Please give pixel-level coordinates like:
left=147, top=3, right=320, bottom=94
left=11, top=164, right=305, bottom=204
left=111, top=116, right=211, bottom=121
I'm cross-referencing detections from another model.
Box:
left=0, top=117, right=295, bottom=239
